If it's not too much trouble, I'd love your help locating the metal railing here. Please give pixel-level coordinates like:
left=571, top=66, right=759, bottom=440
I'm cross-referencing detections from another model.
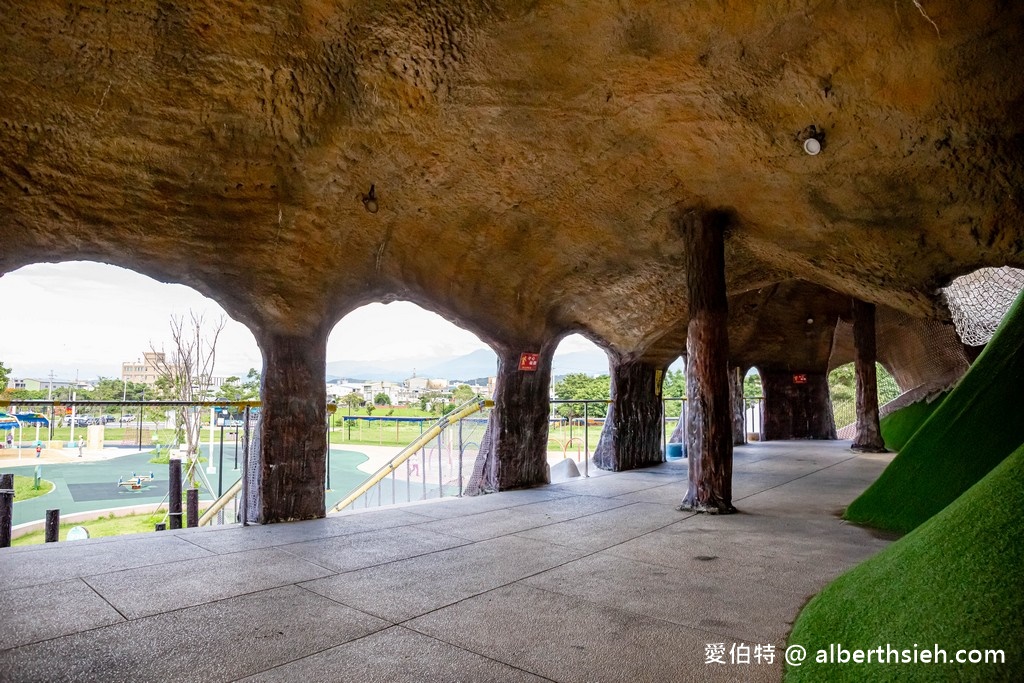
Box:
left=2, top=392, right=779, bottom=544
left=330, top=398, right=492, bottom=512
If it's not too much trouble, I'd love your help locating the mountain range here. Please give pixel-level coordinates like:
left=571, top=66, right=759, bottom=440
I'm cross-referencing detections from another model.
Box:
left=325, top=347, right=614, bottom=382
left=17, top=346, right=684, bottom=386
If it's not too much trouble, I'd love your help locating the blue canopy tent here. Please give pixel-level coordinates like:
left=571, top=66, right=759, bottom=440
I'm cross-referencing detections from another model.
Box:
left=0, top=412, right=50, bottom=455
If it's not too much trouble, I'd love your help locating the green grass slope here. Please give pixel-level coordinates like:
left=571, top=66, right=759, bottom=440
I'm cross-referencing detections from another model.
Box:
left=787, top=442, right=1024, bottom=682
left=845, top=290, right=1024, bottom=533
left=879, top=392, right=948, bottom=452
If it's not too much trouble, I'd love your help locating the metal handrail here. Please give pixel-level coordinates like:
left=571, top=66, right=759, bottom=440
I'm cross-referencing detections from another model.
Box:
left=197, top=478, right=243, bottom=526
left=330, top=397, right=491, bottom=512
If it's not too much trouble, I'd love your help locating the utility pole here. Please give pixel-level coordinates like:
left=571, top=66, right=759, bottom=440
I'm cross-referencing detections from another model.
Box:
left=47, top=371, right=54, bottom=440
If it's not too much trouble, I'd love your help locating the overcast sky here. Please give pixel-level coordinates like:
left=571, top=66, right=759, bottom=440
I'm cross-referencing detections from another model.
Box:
left=0, top=261, right=600, bottom=381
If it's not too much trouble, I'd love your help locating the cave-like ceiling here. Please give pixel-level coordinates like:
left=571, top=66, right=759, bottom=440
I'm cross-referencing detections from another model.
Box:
left=2, top=1, right=1022, bottom=366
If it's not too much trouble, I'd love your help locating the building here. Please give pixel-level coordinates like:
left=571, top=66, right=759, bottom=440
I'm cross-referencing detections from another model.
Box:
left=121, top=352, right=168, bottom=387
left=326, top=379, right=364, bottom=400
left=6, top=377, right=89, bottom=392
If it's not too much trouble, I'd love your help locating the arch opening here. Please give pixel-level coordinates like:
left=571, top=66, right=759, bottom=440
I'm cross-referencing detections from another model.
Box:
left=0, top=260, right=261, bottom=540
left=828, top=362, right=900, bottom=439
left=324, top=300, right=496, bottom=508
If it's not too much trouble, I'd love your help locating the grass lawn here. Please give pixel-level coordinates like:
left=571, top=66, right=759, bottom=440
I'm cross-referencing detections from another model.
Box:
left=879, top=392, right=949, bottom=452
left=13, top=475, right=54, bottom=502
left=845, top=290, right=1024, bottom=533
left=12, top=510, right=170, bottom=546
left=149, top=452, right=207, bottom=465
left=787, top=442, right=1024, bottom=681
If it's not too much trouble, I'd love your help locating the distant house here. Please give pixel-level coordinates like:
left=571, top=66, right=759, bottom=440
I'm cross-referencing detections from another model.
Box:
left=7, top=377, right=84, bottom=392
left=326, top=379, right=364, bottom=400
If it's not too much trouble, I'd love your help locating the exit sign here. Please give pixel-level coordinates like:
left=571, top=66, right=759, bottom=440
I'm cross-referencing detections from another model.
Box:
left=792, top=374, right=808, bottom=384
left=518, top=353, right=539, bottom=372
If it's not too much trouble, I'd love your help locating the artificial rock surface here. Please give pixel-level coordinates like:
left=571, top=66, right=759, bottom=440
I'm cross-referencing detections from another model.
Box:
left=2, top=0, right=1023, bottom=365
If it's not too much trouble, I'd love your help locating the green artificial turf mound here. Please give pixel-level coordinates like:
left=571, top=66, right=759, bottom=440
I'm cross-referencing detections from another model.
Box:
left=845, top=290, right=1024, bottom=533
left=879, top=392, right=948, bottom=452
left=786, top=443, right=1024, bottom=682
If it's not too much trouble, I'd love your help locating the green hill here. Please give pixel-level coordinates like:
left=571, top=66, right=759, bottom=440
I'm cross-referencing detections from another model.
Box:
left=787, top=442, right=1024, bottom=681
left=879, top=392, right=948, bottom=452
left=845, top=291, right=1024, bottom=533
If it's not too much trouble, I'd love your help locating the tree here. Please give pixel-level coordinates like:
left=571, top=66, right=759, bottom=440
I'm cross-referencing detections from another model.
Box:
left=151, top=312, right=225, bottom=488
left=0, top=360, right=10, bottom=391
left=419, top=391, right=444, bottom=413
left=553, top=373, right=611, bottom=418
left=340, top=391, right=363, bottom=411
left=373, top=392, right=390, bottom=406
left=365, top=404, right=375, bottom=416
left=828, top=363, right=856, bottom=402
left=743, top=371, right=763, bottom=397
left=662, top=368, right=686, bottom=417
left=216, top=369, right=259, bottom=402
left=451, top=384, right=477, bottom=403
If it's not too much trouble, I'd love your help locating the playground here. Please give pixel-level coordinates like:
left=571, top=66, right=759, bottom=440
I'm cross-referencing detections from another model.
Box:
left=0, top=443, right=374, bottom=538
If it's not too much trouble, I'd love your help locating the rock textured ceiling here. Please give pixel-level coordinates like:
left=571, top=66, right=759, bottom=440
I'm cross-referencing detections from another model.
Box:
left=2, top=0, right=1022, bottom=365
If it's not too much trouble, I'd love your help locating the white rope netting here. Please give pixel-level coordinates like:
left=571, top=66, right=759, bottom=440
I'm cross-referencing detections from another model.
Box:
left=943, top=267, right=1024, bottom=347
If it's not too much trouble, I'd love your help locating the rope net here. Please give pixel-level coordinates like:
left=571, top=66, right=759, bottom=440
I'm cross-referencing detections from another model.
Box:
left=943, top=266, right=1024, bottom=346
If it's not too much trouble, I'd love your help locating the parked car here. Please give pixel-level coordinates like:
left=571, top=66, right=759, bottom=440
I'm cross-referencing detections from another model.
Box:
left=62, top=416, right=92, bottom=427
left=120, top=414, right=136, bottom=423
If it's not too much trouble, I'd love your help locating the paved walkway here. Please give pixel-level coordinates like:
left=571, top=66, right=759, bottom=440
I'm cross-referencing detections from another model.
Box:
left=0, top=440, right=895, bottom=682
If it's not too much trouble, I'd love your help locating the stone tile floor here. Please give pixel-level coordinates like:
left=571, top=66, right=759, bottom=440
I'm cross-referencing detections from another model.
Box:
left=0, top=441, right=895, bottom=682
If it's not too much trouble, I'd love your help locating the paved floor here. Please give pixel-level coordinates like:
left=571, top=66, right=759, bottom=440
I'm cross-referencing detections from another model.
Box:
left=0, top=440, right=895, bottom=682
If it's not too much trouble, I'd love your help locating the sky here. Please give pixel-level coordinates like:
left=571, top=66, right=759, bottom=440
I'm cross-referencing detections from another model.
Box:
left=0, top=261, right=601, bottom=381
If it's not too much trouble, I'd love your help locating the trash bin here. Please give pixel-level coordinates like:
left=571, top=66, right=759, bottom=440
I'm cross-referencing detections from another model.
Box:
left=666, top=442, right=685, bottom=460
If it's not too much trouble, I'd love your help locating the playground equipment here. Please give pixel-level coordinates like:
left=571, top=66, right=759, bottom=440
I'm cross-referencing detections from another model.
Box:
left=117, top=472, right=155, bottom=491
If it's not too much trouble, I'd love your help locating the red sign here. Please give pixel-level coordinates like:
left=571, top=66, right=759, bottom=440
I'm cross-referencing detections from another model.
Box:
left=792, top=374, right=808, bottom=384
left=518, top=353, right=540, bottom=372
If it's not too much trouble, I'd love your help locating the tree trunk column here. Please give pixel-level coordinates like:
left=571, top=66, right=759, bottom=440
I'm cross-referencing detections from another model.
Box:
left=677, top=209, right=735, bottom=514
left=852, top=300, right=888, bottom=452
left=761, top=370, right=836, bottom=440
left=257, top=331, right=328, bottom=523
left=730, top=366, right=746, bottom=446
left=466, top=342, right=555, bottom=493
left=594, top=359, right=665, bottom=471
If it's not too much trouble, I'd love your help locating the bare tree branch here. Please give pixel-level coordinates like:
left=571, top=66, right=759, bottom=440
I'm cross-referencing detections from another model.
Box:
left=150, top=311, right=226, bottom=488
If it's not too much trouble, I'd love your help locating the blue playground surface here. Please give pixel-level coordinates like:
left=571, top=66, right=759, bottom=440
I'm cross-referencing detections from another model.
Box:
left=4, top=446, right=371, bottom=527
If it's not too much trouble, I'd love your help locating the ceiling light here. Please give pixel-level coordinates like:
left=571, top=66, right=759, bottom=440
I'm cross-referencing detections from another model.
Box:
left=362, top=184, right=379, bottom=213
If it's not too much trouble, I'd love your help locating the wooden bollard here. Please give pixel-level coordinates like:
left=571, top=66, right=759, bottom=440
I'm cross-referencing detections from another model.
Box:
left=45, top=509, right=60, bottom=543
left=168, top=459, right=182, bottom=530
left=186, top=488, right=199, bottom=528
left=0, top=473, right=14, bottom=548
